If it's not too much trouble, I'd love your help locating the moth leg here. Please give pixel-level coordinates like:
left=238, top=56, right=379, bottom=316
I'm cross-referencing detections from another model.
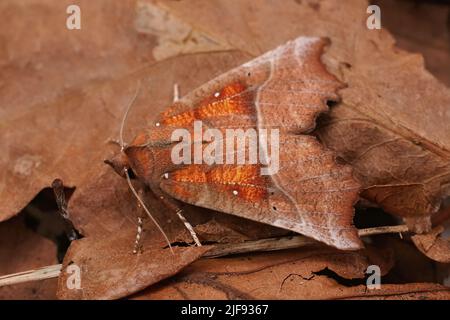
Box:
left=133, top=216, right=144, bottom=254
left=51, top=179, right=78, bottom=241
left=160, top=196, right=202, bottom=247
left=175, top=208, right=202, bottom=247
left=173, top=83, right=180, bottom=103
left=133, top=188, right=147, bottom=254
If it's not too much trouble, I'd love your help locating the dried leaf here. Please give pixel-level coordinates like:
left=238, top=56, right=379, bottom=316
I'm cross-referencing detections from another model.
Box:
left=57, top=233, right=209, bottom=300
left=133, top=247, right=450, bottom=300
left=174, top=214, right=289, bottom=244
left=135, top=0, right=232, bottom=60
left=412, top=226, right=450, bottom=263
left=373, top=0, right=450, bottom=87
left=55, top=164, right=208, bottom=300
left=135, top=248, right=450, bottom=300
left=0, top=0, right=153, bottom=221
left=343, top=283, right=450, bottom=300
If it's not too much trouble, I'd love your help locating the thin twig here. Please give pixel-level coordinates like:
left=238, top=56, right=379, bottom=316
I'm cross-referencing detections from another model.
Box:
left=358, top=224, right=408, bottom=236
left=0, top=264, right=62, bottom=287
left=204, top=235, right=316, bottom=258
left=0, top=224, right=409, bottom=287
left=205, top=224, right=410, bottom=258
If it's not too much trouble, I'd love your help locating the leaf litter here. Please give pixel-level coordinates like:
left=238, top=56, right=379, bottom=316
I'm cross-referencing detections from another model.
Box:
left=0, top=0, right=449, bottom=299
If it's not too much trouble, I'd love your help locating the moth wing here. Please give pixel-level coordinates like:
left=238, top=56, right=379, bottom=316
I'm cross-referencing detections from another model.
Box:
left=154, top=37, right=362, bottom=249
left=160, top=133, right=362, bottom=250
left=155, top=37, right=342, bottom=132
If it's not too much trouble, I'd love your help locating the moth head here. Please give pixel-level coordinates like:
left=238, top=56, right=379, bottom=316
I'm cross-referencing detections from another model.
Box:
left=104, top=151, right=134, bottom=179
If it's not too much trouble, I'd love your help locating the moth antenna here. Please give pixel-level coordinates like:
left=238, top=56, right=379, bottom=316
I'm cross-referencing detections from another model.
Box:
left=125, top=168, right=174, bottom=254
left=119, top=81, right=141, bottom=151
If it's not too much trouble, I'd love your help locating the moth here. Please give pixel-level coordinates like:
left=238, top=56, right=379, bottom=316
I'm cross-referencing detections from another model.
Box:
left=106, top=36, right=363, bottom=252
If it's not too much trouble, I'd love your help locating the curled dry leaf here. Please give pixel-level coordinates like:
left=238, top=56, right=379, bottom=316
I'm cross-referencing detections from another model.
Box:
left=412, top=226, right=450, bottom=264
left=57, top=232, right=210, bottom=300
left=132, top=246, right=406, bottom=300
left=0, top=11, right=259, bottom=295
left=159, top=0, right=450, bottom=232
left=135, top=247, right=450, bottom=300
left=135, top=0, right=232, bottom=60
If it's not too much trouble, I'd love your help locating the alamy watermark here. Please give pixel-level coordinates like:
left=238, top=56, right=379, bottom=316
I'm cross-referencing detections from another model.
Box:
left=66, top=264, right=81, bottom=290
left=66, top=4, right=81, bottom=30
left=171, top=120, right=280, bottom=175
left=366, top=5, right=381, bottom=30
left=366, top=265, right=381, bottom=289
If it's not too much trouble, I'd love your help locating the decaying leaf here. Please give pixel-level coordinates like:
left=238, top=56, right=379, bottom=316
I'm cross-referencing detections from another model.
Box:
left=54, top=162, right=208, bottom=300
left=0, top=0, right=154, bottom=222
left=135, top=0, right=232, bottom=60
left=412, top=226, right=450, bottom=263
left=130, top=247, right=449, bottom=300
left=57, top=232, right=209, bottom=300
left=134, top=248, right=450, bottom=300
left=374, top=0, right=450, bottom=87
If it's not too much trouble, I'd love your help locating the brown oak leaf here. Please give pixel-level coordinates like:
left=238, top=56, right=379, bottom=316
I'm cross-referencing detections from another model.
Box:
left=412, top=226, right=450, bottom=263
left=129, top=247, right=448, bottom=300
